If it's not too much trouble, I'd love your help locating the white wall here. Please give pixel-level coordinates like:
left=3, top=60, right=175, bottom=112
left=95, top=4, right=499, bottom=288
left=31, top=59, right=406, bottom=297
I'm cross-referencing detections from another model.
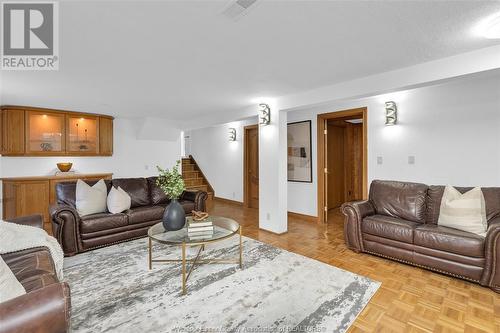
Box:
left=0, top=118, right=182, bottom=217
left=188, top=117, right=258, bottom=202
left=287, top=73, right=500, bottom=217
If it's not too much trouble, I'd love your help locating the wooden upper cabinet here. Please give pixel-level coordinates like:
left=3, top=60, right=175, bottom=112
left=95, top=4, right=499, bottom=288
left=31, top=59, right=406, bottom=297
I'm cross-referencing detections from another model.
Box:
left=26, top=110, right=65, bottom=155
left=0, top=106, right=113, bottom=156
left=99, top=117, right=113, bottom=156
left=2, top=109, right=25, bottom=155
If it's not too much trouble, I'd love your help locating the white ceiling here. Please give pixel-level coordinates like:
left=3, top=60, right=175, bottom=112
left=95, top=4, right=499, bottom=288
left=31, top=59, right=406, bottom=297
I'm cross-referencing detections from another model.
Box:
left=2, top=0, right=500, bottom=121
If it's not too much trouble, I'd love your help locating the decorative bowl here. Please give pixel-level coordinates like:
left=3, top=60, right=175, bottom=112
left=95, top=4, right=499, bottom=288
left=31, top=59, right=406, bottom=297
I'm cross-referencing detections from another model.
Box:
left=57, top=163, right=73, bottom=172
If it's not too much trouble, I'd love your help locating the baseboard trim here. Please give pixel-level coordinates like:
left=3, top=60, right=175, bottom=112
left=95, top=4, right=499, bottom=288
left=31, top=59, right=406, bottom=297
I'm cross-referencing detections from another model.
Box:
left=258, top=228, right=288, bottom=235
left=213, top=196, right=243, bottom=206
left=287, top=211, right=318, bottom=223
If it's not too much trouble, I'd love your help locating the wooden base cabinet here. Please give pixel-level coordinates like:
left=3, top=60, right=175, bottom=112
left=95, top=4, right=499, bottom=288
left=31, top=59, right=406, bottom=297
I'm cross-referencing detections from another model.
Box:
left=1, top=173, right=113, bottom=232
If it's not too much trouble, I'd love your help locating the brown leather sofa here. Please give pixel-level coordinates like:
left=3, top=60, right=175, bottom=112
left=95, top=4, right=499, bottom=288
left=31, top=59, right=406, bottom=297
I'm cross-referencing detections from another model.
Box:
left=342, top=180, right=500, bottom=293
left=0, top=215, right=71, bottom=333
left=50, top=177, right=207, bottom=256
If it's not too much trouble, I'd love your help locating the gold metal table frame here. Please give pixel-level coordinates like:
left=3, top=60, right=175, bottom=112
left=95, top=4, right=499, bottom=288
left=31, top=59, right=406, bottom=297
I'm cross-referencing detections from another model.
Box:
left=147, top=217, right=242, bottom=295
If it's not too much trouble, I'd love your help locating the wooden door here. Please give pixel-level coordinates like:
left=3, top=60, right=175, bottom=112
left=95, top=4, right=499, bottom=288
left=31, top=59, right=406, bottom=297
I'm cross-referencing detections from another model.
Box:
left=99, top=117, right=114, bottom=156
left=2, top=109, right=25, bottom=155
left=3, top=180, right=50, bottom=224
left=345, top=123, right=363, bottom=201
left=327, top=123, right=346, bottom=209
left=245, top=126, right=259, bottom=209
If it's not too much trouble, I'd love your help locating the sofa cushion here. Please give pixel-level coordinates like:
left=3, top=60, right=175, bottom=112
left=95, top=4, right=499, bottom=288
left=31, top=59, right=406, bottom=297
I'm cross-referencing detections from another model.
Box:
left=362, top=214, right=419, bottom=243
left=126, top=206, right=165, bottom=224
left=437, top=186, right=487, bottom=236
left=76, top=179, right=108, bottom=216
left=427, top=185, right=500, bottom=224
left=107, top=186, right=132, bottom=214
left=369, top=180, right=428, bottom=223
left=80, top=213, right=128, bottom=234
left=414, top=224, right=485, bottom=258
left=2, top=248, right=58, bottom=293
left=111, top=178, right=151, bottom=208
left=147, top=177, right=170, bottom=205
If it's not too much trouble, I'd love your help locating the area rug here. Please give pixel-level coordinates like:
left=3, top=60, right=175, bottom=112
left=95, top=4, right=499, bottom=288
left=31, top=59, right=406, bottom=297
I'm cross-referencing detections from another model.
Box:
left=64, top=236, right=380, bottom=332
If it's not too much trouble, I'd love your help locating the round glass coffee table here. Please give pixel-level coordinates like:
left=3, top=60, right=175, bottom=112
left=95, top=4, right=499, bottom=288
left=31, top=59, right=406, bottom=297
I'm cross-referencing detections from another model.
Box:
left=147, top=216, right=242, bottom=295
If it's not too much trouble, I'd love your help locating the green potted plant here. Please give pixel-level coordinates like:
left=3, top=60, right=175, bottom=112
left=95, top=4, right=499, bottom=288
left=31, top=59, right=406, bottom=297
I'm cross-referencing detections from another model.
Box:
left=156, top=161, right=186, bottom=230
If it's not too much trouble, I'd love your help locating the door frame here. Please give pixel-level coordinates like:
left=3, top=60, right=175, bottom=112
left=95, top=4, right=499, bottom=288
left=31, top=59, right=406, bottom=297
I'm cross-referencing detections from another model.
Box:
left=317, top=107, right=368, bottom=224
left=243, top=124, right=259, bottom=209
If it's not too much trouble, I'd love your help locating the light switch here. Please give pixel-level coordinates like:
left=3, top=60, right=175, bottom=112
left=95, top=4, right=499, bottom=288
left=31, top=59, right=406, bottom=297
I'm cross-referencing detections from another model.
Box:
left=377, top=156, right=383, bottom=165
left=408, top=156, right=415, bottom=165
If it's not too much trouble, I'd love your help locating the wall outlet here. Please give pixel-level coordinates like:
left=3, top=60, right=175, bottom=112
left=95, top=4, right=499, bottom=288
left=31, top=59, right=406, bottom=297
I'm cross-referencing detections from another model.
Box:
left=408, top=156, right=416, bottom=165
left=377, top=156, right=383, bottom=165
left=144, top=165, right=149, bottom=170
left=232, top=192, right=235, bottom=198
left=266, top=213, right=270, bottom=220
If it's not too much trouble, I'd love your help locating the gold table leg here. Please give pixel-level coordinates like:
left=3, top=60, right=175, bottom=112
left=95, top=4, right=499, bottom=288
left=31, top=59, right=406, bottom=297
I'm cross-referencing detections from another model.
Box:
left=148, top=237, right=152, bottom=270
left=182, top=243, right=186, bottom=295
left=239, top=226, right=243, bottom=269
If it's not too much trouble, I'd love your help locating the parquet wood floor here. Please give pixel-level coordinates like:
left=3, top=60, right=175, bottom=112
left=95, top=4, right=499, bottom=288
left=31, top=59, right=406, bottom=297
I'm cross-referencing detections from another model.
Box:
left=208, top=200, right=500, bottom=333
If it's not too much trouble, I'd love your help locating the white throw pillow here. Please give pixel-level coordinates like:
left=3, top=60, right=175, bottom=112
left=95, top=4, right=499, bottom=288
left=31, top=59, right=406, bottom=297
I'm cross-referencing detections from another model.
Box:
left=76, top=179, right=108, bottom=216
left=107, top=186, right=132, bottom=214
left=0, top=256, right=26, bottom=302
left=438, top=186, right=487, bottom=237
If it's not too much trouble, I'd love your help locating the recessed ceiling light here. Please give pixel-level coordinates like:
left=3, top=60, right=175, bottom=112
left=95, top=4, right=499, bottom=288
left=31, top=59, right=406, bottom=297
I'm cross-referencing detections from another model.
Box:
left=474, top=12, right=500, bottom=39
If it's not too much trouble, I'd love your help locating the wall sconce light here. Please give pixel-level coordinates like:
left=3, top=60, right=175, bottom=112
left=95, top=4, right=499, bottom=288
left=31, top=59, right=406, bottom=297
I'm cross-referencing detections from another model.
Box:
left=259, top=103, right=271, bottom=125
left=385, top=101, right=397, bottom=125
left=229, top=128, right=236, bottom=141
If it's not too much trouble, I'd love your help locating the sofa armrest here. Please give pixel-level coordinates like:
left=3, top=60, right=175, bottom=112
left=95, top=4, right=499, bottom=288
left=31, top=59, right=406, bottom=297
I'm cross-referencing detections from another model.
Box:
left=50, top=204, right=81, bottom=256
left=341, top=200, right=375, bottom=253
left=5, top=214, right=44, bottom=229
left=0, top=282, right=71, bottom=333
left=482, top=217, right=500, bottom=289
left=181, top=190, right=208, bottom=212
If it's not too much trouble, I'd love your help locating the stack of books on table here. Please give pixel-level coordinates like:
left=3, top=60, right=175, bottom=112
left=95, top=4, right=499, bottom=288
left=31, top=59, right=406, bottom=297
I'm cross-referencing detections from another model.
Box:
left=187, top=217, right=214, bottom=240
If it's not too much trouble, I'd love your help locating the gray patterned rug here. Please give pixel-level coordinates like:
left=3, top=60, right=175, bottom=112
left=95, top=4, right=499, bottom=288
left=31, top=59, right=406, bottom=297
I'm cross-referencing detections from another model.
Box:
left=64, top=236, right=380, bottom=333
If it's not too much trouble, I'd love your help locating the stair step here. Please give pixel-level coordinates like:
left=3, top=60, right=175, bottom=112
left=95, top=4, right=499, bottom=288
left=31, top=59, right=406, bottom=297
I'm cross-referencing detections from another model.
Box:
left=184, top=178, right=204, bottom=186
left=182, top=158, right=192, bottom=164
left=182, top=164, right=196, bottom=171
left=182, top=170, right=200, bottom=179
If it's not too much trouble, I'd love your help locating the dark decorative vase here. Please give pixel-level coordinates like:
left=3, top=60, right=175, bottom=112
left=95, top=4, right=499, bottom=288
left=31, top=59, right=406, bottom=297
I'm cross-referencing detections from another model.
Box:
left=162, top=199, right=186, bottom=231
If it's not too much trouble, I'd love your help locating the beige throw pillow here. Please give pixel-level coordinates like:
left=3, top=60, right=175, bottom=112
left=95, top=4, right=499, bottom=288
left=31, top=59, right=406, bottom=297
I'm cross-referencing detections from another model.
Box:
left=107, top=186, right=131, bottom=214
left=76, top=179, right=108, bottom=216
left=438, top=186, right=487, bottom=237
left=0, top=256, right=26, bottom=302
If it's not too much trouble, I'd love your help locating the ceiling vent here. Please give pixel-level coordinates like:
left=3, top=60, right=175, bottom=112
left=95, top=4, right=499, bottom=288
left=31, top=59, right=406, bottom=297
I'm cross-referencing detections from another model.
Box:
left=222, top=0, right=258, bottom=20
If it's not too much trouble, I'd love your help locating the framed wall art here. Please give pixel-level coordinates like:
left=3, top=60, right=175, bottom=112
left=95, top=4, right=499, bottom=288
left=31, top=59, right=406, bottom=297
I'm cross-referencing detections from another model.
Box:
left=287, top=120, right=312, bottom=183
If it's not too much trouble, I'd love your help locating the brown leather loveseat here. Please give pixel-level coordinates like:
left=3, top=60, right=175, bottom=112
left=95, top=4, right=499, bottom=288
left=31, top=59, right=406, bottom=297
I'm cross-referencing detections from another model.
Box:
left=50, top=177, right=207, bottom=256
left=0, top=215, right=71, bottom=333
left=342, top=180, right=500, bottom=293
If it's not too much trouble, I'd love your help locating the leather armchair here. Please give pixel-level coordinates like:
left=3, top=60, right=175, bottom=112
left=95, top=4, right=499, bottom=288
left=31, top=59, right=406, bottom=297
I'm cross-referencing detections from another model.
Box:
left=1, top=215, right=71, bottom=333
left=0, top=283, right=71, bottom=333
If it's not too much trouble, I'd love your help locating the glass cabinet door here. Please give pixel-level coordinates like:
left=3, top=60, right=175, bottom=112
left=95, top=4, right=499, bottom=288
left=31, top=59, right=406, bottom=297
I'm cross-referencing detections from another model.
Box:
left=67, top=115, right=99, bottom=154
left=26, top=111, right=65, bottom=154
